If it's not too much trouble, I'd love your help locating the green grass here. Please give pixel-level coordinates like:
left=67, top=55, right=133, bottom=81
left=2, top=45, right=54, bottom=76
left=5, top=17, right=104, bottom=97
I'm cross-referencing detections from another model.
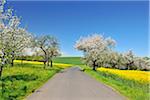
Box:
left=17, top=56, right=83, bottom=65
left=6, top=57, right=149, bottom=100
left=0, top=63, right=63, bottom=100
left=79, top=65, right=150, bottom=100
left=53, top=57, right=83, bottom=65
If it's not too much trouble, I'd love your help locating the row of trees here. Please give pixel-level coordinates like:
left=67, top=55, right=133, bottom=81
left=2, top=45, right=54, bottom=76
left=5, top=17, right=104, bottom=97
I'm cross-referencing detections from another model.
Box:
left=0, top=0, right=60, bottom=78
left=75, top=34, right=150, bottom=71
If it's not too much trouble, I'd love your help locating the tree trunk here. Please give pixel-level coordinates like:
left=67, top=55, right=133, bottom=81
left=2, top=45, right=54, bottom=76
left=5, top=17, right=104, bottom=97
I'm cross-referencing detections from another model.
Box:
left=0, top=49, right=5, bottom=77
left=0, top=65, right=3, bottom=78
left=47, top=57, right=50, bottom=66
left=0, top=65, right=4, bottom=96
left=47, top=58, right=50, bottom=66
left=92, top=60, right=97, bottom=71
left=50, top=60, right=53, bottom=67
left=11, top=51, right=15, bottom=67
left=127, top=64, right=130, bottom=70
left=45, top=56, right=48, bottom=68
left=0, top=49, right=5, bottom=96
left=0, top=70, right=4, bottom=96
left=43, top=61, right=46, bottom=69
left=11, top=59, right=14, bottom=67
left=92, top=66, right=96, bottom=71
left=127, top=61, right=134, bottom=70
left=112, top=63, right=116, bottom=68
left=21, top=59, right=23, bottom=65
left=40, top=47, right=47, bottom=68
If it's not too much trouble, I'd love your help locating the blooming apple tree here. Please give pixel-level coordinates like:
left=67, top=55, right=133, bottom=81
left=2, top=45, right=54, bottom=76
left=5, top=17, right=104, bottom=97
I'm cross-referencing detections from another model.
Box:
left=75, top=34, right=116, bottom=71
left=75, top=34, right=149, bottom=71
left=34, top=35, right=60, bottom=68
left=0, top=0, right=32, bottom=77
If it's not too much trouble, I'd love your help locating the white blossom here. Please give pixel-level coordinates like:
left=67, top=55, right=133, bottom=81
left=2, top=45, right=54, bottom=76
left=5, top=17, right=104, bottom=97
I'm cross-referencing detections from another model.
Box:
left=75, top=34, right=116, bottom=70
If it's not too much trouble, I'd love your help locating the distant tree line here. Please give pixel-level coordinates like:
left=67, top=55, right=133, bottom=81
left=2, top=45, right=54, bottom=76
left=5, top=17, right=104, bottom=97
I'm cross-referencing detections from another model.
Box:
left=75, top=34, right=150, bottom=71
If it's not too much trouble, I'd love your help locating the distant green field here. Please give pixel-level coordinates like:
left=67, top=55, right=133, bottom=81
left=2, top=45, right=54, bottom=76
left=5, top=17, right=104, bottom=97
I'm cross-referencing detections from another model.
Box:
left=53, top=57, right=83, bottom=65
left=17, top=56, right=83, bottom=65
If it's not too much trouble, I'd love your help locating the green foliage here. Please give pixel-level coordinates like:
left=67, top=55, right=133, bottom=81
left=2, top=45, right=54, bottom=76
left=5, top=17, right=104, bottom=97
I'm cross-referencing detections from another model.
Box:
left=0, top=63, right=61, bottom=100
left=83, top=66, right=150, bottom=100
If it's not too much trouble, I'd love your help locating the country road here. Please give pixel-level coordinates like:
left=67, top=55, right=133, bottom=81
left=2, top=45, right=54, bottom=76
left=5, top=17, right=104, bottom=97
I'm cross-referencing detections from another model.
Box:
left=27, top=67, right=125, bottom=100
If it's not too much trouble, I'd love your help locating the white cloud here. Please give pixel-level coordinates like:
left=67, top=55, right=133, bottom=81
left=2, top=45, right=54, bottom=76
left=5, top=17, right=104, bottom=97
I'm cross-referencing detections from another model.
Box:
left=60, top=51, right=70, bottom=57
left=22, top=48, right=34, bottom=56
left=22, top=47, right=40, bottom=56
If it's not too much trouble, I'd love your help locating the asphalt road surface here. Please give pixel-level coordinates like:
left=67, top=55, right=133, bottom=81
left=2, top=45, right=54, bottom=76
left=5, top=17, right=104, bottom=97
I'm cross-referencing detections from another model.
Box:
left=27, top=67, right=125, bottom=100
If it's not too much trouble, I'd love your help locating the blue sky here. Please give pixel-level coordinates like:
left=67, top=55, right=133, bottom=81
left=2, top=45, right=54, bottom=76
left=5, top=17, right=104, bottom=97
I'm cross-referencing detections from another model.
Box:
left=5, top=1, right=149, bottom=57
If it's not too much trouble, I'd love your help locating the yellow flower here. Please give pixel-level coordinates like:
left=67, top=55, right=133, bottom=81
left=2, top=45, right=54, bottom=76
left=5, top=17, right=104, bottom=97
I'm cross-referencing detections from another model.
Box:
left=53, top=63, right=72, bottom=68
left=14, top=60, right=72, bottom=68
left=15, top=60, right=43, bottom=64
left=97, top=68, right=150, bottom=84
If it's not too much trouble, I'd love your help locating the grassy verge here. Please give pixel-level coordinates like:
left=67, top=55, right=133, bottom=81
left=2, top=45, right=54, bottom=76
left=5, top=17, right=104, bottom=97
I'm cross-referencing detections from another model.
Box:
left=0, top=62, right=66, bottom=100
left=79, top=65, right=150, bottom=100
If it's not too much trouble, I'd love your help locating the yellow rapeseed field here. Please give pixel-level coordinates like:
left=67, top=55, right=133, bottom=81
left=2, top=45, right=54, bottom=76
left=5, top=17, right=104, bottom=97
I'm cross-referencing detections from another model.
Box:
left=97, top=67, right=150, bottom=84
left=14, top=60, right=72, bottom=68
left=14, top=60, right=43, bottom=64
